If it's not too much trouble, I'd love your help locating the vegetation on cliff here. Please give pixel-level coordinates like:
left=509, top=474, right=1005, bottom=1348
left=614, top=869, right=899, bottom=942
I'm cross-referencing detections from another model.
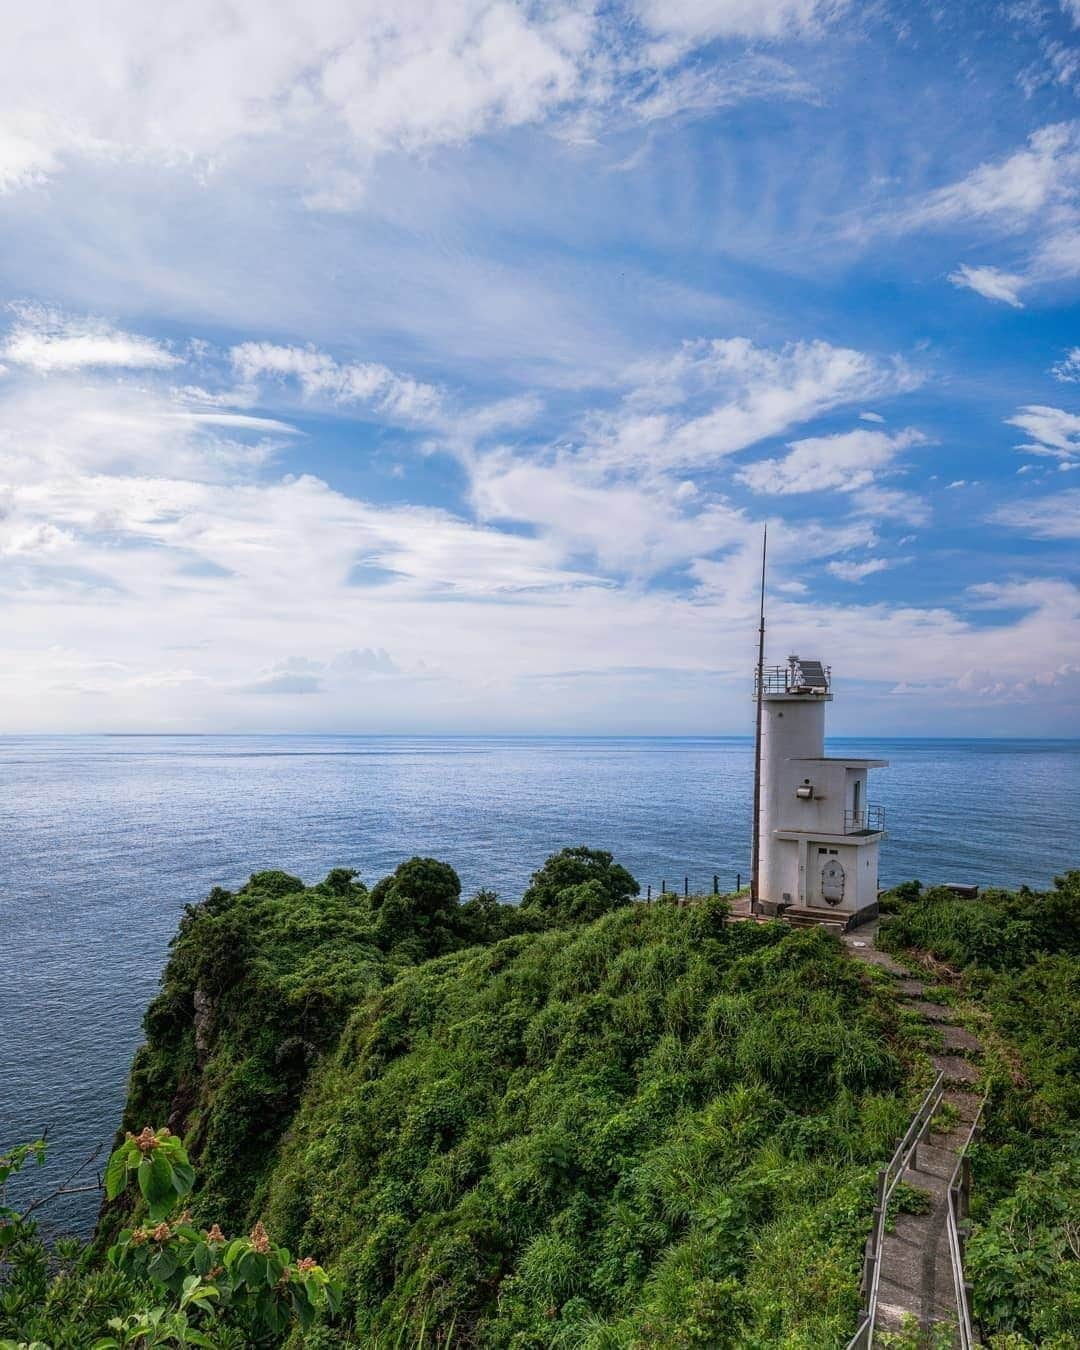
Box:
left=4, top=857, right=1077, bottom=1348
left=260, top=901, right=911, bottom=1346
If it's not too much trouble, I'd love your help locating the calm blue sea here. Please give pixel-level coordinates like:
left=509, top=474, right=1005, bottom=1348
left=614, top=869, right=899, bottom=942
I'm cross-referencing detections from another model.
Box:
left=1, top=734, right=1076, bottom=1235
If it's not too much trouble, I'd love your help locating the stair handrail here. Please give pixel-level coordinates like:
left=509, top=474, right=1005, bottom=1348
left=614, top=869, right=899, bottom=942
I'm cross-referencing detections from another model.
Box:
left=946, top=1092, right=988, bottom=1350
left=846, top=1070, right=946, bottom=1350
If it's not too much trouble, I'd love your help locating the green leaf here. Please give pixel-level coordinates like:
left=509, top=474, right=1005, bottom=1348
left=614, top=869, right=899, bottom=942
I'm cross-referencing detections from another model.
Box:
left=138, top=1154, right=177, bottom=1221
left=171, top=1160, right=195, bottom=1196
left=147, top=1248, right=178, bottom=1283
left=104, top=1147, right=129, bottom=1201
left=237, top=1249, right=266, bottom=1286
left=222, top=1237, right=247, bottom=1270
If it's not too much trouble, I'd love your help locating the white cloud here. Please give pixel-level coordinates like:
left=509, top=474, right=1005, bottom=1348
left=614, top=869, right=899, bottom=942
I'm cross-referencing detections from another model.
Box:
left=631, top=54, right=814, bottom=124
left=948, top=264, right=1026, bottom=307
left=0, top=0, right=843, bottom=200
left=0, top=328, right=1073, bottom=732
left=1051, top=347, right=1080, bottom=382
left=848, top=484, right=930, bottom=527
left=826, top=556, right=895, bottom=582
left=990, top=488, right=1080, bottom=538
left=907, top=122, right=1080, bottom=227
left=231, top=342, right=443, bottom=424
left=735, top=427, right=925, bottom=495
left=635, top=0, right=846, bottom=48
left=901, top=123, right=1080, bottom=302
left=238, top=666, right=323, bottom=696
left=469, top=449, right=749, bottom=576
left=170, top=412, right=300, bottom=434
left=859, top=410, right=885, bottom=423
left=589, top=338, right=916, bottom=474
left=1007, top=404, right=1080, bottom=460
left=1, top=304, right=180, bottom=372
left=0, top=117, right=60, bottom=192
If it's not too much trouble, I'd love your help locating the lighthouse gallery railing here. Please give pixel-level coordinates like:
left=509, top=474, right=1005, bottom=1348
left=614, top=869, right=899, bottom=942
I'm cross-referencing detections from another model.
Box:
left=755, top=663, right=831, bottom=695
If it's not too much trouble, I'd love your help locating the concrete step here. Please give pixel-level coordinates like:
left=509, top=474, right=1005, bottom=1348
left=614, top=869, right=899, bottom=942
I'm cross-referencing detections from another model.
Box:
left=902, top=999, right=954, bottom=1022
left=841, top=936, right=911, bottom=975
left=932, top=1053, right=981, bottom=1086
left=782, top=905, right=851, bottom=932
left=943, top=1089, right=982, bottom=1122
left=939, top=1024, right=982, bottom=1054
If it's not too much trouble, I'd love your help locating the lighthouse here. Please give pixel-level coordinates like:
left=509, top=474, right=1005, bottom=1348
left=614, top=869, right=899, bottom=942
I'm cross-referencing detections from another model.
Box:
left=753, top=655, right=886, bottom=926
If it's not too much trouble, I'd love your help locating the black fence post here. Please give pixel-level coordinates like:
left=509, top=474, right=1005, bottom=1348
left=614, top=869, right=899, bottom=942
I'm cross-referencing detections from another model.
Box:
left=647, top=884, right=651, bottom=903
left=713, top=874, right=719, bottom=895
left=684, top=876, right=688, bottom=898
left=661, top=880, right=666, bottom=895
left=736, top=872, right=741, bottom=892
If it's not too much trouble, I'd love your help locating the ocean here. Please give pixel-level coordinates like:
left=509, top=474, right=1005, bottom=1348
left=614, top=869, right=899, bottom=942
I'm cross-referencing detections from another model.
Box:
left=1, top=734, right=1076, bottom=1235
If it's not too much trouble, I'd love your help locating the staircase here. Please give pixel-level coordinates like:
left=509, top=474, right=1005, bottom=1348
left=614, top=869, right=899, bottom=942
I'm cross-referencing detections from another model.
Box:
left=843, top=932, right=985, bottom=1348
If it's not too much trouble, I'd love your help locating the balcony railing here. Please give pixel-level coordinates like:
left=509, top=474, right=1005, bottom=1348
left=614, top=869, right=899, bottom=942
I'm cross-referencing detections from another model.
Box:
left=844, top=804, right=885, bottom=834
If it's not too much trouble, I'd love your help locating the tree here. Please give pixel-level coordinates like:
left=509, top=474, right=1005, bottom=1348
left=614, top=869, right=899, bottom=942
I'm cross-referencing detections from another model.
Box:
left=520, top=846, right=638, bottom=922
left=369, top=857, right=461, bottom=917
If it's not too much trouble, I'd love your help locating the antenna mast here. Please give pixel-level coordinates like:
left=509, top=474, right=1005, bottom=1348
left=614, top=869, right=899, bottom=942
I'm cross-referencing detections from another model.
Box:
left=750, top=525, right=767, bottom=917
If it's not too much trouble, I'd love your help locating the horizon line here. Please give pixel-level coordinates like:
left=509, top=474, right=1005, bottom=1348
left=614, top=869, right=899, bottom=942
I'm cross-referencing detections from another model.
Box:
left=2, top=731, right=1078, bottom=743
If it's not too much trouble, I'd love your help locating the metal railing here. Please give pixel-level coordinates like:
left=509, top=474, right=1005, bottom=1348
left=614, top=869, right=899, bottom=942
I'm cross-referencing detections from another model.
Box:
left=755, top=663, right=831, bottom=695
left=844, top=804, right=886, bottom=834
left=847, top=1072, right=945, bottom=1350
left=947, top=1096, right=987, bottom=1350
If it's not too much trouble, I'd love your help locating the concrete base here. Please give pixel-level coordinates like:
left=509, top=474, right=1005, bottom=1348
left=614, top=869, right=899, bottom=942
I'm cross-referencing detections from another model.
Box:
left=782, top=901, right=879, bottom=933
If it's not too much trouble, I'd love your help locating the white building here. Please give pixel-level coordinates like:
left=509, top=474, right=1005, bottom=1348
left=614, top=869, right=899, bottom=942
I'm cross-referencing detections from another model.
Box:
left=756, top=655, right=886, bottom=926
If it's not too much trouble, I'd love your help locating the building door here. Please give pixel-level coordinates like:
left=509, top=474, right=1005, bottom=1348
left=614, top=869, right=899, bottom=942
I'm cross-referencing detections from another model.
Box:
left=821, top=858, right=845, bottom=905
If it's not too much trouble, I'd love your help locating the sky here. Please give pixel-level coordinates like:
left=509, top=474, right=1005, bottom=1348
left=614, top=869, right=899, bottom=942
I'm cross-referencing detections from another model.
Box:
left=1, top=0, right=1078, bottom=736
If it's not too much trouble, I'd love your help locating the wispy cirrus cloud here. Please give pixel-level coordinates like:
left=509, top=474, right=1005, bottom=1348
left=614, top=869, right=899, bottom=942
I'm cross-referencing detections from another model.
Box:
left=583, top=338, right=917, bottom=475
left=1007, top=404, right=1080, bottom=460
left=634, top=0, right=846, bottom=52
left=231, top=342, right=444, bottom=424
left=901, top=121, right=1080, bottom=303
left=990, top=487, right=1080, bottom=539
left=948, top=263, right=1026, bottom=307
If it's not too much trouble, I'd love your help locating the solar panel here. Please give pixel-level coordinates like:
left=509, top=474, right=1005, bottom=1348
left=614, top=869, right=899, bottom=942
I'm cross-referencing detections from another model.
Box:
left=793, top=658, right=827, bottom=691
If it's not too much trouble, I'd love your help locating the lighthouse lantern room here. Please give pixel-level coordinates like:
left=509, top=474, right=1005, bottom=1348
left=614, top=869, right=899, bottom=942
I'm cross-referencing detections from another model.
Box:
left=754, top=655, right=887, bottom=925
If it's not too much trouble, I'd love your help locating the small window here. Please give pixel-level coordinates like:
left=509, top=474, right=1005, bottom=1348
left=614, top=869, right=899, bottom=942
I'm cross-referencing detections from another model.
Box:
left=829, top=848, right=838, bottom=855
left=818, top=847, right=827, bottom=855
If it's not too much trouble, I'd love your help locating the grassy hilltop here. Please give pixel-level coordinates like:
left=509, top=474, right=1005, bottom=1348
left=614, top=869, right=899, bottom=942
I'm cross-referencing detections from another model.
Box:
left=2, top=855, right=1078, bottom=1348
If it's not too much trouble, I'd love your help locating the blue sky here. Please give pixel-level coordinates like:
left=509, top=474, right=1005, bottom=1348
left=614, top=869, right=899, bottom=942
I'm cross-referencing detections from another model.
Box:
left=1, top=0, right=1078, bottom=735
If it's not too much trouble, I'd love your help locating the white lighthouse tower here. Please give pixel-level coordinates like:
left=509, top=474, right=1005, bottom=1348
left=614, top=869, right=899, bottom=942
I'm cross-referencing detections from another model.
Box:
left=754, top=655, right=887, bottom=927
